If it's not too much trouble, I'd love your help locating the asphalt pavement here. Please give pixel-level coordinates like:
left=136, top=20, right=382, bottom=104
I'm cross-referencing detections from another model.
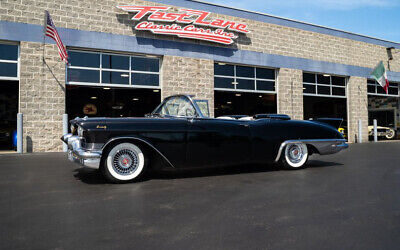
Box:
left=0, top=142, right=399, bottom=250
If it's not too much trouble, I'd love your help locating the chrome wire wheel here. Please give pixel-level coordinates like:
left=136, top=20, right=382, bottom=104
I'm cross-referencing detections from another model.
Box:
left=105, top=143, right=145, bottom=182
left=283, top=143, right=308, bottom=169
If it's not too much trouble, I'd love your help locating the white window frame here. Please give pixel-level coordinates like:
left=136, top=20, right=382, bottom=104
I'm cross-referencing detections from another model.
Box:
left=214, top=62, right=277, bottom=94
left=367, top=79, right=400, bottom=97
left=66, top=49, right=161, bottom=89
left=0, top=41, right=19, bottom=81
left=303, top=72, right=347, bottom=98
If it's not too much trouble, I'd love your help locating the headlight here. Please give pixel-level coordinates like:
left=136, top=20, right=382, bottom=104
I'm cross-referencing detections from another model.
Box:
left=77, top=126, right=84, bottom=137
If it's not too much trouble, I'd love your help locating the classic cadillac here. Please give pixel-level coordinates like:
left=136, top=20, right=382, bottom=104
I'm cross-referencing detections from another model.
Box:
left=62, top=95, right=348, bottom=183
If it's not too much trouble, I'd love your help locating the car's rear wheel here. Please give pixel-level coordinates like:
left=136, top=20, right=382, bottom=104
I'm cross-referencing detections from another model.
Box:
left=102, top=142, right=146, bottom=183
left=281, top=143, right=308, bottom=169
left=385, top=129, right=396, bottom=140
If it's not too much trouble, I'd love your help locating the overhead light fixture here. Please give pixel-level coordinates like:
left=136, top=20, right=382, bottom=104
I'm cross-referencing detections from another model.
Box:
left=235, top=93, right=241, bottom=97
left=90, top=96, right=97, bottom=99
left=259, top=95, right=262, bottom=98
left=120, top=73, right=129, bottom=78
left=227, top=101, right=232, bottom=104
left=218, top=62, right=226, bottom=65
left=323, top=74, right=330, bottom=77
left=153, top=89, right=160, bottom=92
left=103, top=87, right=111, bottom=90
left=387, top=47, right=395, bottom=61
left=132, top=98, right=139, bottom=101
left=232, top=82, right=238, bottom=85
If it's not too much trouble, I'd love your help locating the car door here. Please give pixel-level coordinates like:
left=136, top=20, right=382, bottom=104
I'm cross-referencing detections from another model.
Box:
left=185, top=117, right=252, bottom=168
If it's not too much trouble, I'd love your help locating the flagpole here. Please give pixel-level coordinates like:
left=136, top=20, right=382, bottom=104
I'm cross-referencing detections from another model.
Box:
left=43, top=10, right=47, bottom=63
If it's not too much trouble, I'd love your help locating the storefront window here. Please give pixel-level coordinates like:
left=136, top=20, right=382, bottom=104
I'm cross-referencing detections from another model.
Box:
left=303, top=72, right=346, bottom=98
left=214, top=63, right=276, bottom=93
left=367, top=79, right=399, bottom=97
left=67, top=50, right=160, bottom=88
left=0, top=43, right=18, bottom=80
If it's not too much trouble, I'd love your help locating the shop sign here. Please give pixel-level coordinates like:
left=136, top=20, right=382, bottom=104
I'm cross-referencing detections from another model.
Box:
left=117, top=6, right=250, bottom=45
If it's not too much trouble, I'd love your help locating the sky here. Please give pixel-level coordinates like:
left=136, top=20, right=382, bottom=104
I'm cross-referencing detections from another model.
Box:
left=202, top=0, right=400, bottom=42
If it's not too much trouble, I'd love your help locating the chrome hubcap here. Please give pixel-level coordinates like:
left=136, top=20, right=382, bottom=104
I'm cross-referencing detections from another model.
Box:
left=112, top=149, right=139, bottom=175
left=287, top=144, right=304, bottom=163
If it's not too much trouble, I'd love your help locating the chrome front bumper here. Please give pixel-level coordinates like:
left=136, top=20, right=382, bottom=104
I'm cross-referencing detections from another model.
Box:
left=62, top=134, right=102, bottom=169
left=275, top=139, right=348, bottom=162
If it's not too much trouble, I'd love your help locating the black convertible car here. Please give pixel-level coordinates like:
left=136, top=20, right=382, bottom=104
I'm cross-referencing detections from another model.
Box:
left=62, top=95, right=348, bottom=183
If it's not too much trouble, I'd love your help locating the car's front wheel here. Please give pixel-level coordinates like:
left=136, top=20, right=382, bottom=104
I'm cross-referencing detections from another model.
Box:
left=281, top=143, right=308, bottom=169
left=102, top=142, right=146, bottom=183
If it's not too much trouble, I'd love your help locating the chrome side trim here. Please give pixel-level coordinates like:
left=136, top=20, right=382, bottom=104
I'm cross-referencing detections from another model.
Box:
left=274, top=139, right=348, bottom=162
left=102, top=136, right=176, bottom=168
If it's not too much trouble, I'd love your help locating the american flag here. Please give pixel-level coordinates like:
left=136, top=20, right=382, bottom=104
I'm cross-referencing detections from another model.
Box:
left=45, top=11, right=68, bottom=63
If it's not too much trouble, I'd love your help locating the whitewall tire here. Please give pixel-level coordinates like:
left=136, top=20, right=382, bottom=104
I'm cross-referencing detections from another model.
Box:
left=103, top=142, right=145, bottom=183
left=385, top=129, right=396, bottom=140
left=281, top=143, right=308, bottom=169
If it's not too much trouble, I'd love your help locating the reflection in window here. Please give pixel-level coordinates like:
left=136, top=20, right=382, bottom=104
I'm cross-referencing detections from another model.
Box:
left=214, top=63, right=276, bottom=93
left=194, top=100, right=210, bottom=117
left=158, top=96, right=195, bottom=117
left=214, top=64, right=234, bottom=76
left=303, top=72, right=346, bottom=97
left=102, top=54, right=129, bottom=70
left=236, top=66, right=254, bottom=78
left=0, top=62, right=18, bottom=78
left=367, top=79, right=399, bottom=97
left=0, top=43, right=18, bottom=79
left=237, top=79, right=254, bottom=90
left=67, top=50, right=160, bottom=88
left=67, top=68, right=99, bottom=83
left=215, top=77, right=235, bottom=89
left=131, top=73, right=159, bottom=86
left=102, top=71, right=129, bottom=85
left=131, top=57, right=159, bottom=72
left=69, top=51, right=100, bottom=68
left=0, top=44, right=18, bottom=61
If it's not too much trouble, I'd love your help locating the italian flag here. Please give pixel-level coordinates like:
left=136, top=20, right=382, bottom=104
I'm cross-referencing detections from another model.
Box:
left=371, top=61, right=389, bottom=94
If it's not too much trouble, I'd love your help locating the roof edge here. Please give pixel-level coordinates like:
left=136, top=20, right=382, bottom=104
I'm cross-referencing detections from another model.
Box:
left=150, top=0, right=400, bottom=48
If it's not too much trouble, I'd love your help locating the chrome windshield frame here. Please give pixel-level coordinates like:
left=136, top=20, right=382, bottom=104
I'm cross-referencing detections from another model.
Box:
left=150, top=95, right=205, bottom=118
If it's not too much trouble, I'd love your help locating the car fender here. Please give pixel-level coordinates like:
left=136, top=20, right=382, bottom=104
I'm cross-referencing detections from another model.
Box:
left=101, top=136, right=175, bottom=169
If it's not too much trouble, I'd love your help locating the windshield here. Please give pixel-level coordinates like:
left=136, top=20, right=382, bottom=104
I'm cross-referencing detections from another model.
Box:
left=154, top=96, right=196, bottom=117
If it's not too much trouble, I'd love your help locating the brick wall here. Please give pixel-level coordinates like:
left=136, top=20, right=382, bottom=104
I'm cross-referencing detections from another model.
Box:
left=2, top=0, right=399, bottom=150
left=19, top=41, right=65, bottom=152
left=347, top=77, right=368, bottom=143
left=277, top=68, right=303, bottom=120
left=1, top=0, right=399, bottom=72
left=161, top=55, right=214, bottom=117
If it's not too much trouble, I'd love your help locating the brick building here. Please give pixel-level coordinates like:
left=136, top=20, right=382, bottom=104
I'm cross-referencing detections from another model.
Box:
left=0, top=0, right=399, bottom=152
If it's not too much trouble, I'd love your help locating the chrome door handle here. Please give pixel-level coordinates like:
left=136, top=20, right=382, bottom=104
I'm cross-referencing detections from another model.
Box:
left=240, top=123, right=249, bottom=127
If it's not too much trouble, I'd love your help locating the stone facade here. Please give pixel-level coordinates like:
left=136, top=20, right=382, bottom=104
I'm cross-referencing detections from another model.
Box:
left=1, top=0, right=400, bottom=150
left=161, top=56, right=214, bottom=117
left=277, top=68, right=303, bottom=120
left=19, top=41, right=66, bottom=152
left=347, top=77, right=369, bottom=143
left=1, top=0, right=399, bottom=71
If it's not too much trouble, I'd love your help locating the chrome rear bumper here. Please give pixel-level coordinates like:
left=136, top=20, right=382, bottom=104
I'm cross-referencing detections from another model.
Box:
left=275, top=139, right=348, bottom=162
left=62, top=134, right=102, bottom=169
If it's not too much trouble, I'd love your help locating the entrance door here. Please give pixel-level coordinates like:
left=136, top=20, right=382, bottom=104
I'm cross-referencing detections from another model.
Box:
left=186, top=118, right=251, bottom=168
left=0, top=81, right=18, bottom=150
